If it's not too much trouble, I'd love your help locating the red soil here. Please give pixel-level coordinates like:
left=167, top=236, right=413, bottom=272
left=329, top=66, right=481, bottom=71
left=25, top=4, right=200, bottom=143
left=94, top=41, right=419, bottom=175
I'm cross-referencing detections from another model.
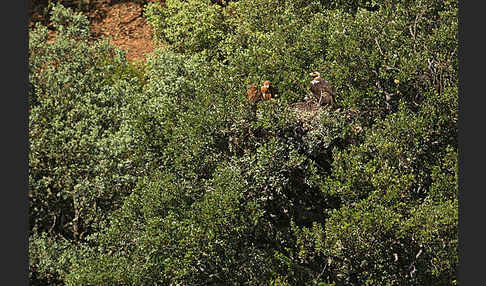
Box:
left=30, top=0, right=158, bottom=63
left=89, top=1, right=155, bottom=62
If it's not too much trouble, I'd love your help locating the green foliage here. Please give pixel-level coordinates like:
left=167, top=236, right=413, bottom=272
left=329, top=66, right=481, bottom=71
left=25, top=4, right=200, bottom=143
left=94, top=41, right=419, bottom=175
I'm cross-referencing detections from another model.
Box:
left=322, top=0, right=457, bottom=124
left=29, top=232, right=75, bottom=285
left=29, top=4, right=147, bottom=283
left=269, top=276, right=291, bottom=286
left=29, top=3, right=143, bottom=238
left=220, top=0, right=330, bottom=102
left=327, top=86, right=457, bottom=207
left=30, top=0, right=458, bottom=285
left=66, top=169, right=270, bottom=285
left=145, top=0, right=331, bottom=102
left=324, top=202, right=406, bottom=284
left=131, top=48, right=241, bottom=183
left=144, top=0, right=230, bottom=55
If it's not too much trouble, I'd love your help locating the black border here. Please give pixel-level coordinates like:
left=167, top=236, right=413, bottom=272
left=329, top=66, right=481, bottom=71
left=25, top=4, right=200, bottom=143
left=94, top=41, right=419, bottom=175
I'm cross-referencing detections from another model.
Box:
left=4, top=0, right=29, bottom=285
left=458, top=1, right=480, bottom=285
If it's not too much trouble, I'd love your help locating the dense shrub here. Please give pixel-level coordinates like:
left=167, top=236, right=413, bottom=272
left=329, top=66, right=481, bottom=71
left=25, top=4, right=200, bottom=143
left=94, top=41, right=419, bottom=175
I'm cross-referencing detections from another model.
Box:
left=144, top=0, right=231, bottom=55
left=29, top=0, right=458, bottom=285
left=322, top=0, right=458, bottom=124
left=145, top=0, right=331, bottom=102
left=29, top=4, right=147, bottom=283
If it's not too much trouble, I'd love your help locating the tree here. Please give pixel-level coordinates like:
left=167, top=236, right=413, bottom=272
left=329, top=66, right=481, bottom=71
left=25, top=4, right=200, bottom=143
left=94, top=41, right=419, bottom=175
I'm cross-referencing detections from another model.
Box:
left=29, top=4, right=146, bottom=283
left=29, top=0, right=458, bottom=285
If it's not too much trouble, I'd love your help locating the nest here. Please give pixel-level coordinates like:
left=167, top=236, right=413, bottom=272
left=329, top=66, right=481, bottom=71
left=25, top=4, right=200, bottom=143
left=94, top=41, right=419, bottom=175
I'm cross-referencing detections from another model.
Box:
left=291, top=97, right=331, bottom=123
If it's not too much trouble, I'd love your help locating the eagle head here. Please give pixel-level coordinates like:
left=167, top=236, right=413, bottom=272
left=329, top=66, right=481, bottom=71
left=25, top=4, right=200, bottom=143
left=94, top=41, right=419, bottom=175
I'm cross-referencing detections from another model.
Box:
left=310, top=71, right=320, bottom=79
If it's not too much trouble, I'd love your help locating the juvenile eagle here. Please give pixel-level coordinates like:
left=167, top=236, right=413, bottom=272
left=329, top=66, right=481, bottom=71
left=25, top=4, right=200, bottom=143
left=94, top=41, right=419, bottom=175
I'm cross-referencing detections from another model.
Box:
left=309, top=71, right=336, bottom=107
left=247, top=83, right=262, bottom=104
left=261, top=80, right=276, bottom=100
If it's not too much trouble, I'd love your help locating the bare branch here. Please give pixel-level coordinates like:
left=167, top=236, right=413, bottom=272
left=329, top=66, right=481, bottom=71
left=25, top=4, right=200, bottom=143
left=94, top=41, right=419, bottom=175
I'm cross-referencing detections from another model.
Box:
left=374, top=38, right=385, bottom=57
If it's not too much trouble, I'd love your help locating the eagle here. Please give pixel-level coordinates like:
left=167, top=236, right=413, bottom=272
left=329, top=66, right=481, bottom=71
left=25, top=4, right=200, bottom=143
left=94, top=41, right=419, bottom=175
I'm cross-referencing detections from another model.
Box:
left=309, top=71, right=336, bottom=107
left=260, top=80, right=276, bottom=100
left=247, top=83, right=262, bottom=104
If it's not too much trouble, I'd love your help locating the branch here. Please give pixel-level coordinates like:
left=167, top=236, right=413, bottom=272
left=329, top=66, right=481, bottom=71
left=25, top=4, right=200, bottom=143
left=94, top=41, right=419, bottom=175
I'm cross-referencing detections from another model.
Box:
left=374, top=38, right=385, bottom=57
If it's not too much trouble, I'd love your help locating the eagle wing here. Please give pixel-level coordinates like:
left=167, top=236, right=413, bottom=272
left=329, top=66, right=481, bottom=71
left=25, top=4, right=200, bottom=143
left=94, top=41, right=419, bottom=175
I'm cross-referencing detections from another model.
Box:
left=248, top=84, right=261, bottom=104
left=269, top=85, right=277, bottom=98
left=261, top=86, right=271, bottom=100
left=310, top=78, right=333, bottom=99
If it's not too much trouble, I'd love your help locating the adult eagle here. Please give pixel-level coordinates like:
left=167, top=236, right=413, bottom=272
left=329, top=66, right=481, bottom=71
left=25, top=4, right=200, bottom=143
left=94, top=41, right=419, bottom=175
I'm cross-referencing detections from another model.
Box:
left=309, top=71, right=336, bottom=107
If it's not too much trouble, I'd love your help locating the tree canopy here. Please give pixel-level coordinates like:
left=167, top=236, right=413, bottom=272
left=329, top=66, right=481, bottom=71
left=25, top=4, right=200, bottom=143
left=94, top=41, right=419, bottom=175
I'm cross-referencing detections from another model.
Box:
left=29, top=0, right=458, bottom=285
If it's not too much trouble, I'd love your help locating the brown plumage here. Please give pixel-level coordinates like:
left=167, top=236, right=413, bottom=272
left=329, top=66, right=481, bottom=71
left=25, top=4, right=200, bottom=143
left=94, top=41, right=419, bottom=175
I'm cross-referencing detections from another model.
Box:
left=261, top=80, right=275, bottom=100
left=309, top=71, right=336, bottom=107
left=248, top=83, right=262, bottom=104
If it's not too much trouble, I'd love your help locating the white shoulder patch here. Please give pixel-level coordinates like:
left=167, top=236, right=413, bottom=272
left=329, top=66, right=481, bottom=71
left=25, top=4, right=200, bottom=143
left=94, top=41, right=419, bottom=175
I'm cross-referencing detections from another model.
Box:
left=311, top=79, right=320, bottom=85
